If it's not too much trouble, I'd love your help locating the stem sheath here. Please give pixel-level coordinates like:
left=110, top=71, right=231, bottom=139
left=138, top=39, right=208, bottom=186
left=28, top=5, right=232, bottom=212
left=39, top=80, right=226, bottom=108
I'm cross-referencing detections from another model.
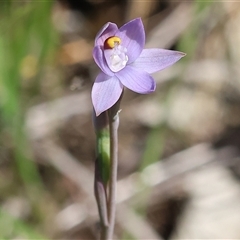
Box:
left=106, top=110, right=119, bottom=239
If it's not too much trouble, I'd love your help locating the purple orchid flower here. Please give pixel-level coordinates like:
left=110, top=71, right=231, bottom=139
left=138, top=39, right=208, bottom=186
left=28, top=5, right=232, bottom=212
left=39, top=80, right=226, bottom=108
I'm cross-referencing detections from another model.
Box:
left=92, top=18, right=185, bottom=116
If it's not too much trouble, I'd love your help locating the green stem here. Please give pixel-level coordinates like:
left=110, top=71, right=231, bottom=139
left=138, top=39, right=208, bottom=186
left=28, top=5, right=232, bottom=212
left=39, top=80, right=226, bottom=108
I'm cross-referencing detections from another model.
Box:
left=94, top=111, right=110, bottom=239
left=94, top=172, right=108, bottom=239
left=106, top=109, right=119, bottom=239
left=93, top=95, right=122, bottom=240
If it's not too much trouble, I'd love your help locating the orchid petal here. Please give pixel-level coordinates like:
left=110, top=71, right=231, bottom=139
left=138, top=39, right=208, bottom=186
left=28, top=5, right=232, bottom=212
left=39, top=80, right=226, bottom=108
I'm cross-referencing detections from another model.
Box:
left=92, top=72, right=123, bottom=116
left=131, top=49, right=186, bottom=74
left=116, top=66, right=156, bottom=94
left=93, top=46, right=114, bottom=76
left=116, top=18, right=145, bottom=63
left=95, top=22, right=118, bottom=47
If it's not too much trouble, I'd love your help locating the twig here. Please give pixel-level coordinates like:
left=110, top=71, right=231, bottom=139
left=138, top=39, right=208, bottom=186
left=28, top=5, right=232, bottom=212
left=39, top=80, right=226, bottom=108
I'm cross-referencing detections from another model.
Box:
left=146, top=2, right=193, bottom=49
left=117, top=204, right=162, bottom=240
left=37, top=141, right=236, bottom=238
left=26, top=92, right=91, bottom=140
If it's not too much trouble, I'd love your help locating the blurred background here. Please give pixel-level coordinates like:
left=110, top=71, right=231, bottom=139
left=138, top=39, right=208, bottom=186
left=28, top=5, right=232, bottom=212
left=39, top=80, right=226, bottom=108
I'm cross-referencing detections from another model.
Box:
left=1, top=0, right=240, bottom=239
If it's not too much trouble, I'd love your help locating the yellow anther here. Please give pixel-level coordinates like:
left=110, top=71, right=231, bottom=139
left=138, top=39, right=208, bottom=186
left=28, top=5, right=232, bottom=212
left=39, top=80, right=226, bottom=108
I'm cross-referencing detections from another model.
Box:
left=104, top=36, right=121, bottom=49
